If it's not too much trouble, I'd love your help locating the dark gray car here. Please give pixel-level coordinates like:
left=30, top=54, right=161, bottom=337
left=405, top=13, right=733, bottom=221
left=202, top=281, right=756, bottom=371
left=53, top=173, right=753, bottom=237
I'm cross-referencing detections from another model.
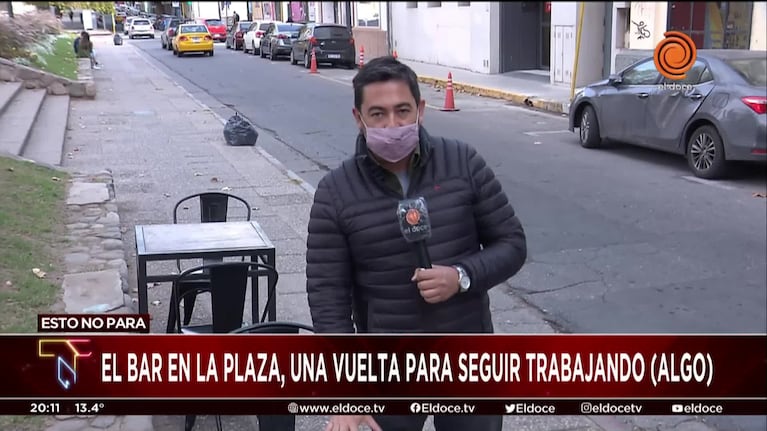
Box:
left=569, top=50, right=766, bottom=179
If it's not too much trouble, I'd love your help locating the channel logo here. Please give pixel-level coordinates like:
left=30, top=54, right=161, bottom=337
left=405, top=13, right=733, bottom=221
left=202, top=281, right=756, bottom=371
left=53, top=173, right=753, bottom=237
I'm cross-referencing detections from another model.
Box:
left=37, top=339, right=92, bottom=390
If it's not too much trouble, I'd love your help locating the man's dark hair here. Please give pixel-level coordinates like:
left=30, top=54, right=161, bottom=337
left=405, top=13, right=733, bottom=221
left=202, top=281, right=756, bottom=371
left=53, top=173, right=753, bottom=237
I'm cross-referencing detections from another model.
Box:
left=352, top=56, right=421, bottom=111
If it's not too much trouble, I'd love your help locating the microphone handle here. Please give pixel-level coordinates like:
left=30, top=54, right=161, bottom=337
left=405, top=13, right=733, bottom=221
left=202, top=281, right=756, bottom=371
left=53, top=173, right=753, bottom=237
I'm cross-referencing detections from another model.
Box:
left=415, top=242, right=432, bottom=269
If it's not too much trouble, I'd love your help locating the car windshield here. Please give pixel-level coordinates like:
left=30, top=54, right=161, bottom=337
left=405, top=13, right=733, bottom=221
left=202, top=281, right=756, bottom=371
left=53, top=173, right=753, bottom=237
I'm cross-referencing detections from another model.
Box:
left=205, top=19, right=222, bottom=26
left=180, top=25, right=207, bottom=34
left=133, top=20, right=150, bottom=25
left=259, top=23, right=270, bottom=31
left=726, top=58, right=767, bottom=87
left=314, top=26, right=351, bottom=39
left=238, top=22, right=252, bottom=30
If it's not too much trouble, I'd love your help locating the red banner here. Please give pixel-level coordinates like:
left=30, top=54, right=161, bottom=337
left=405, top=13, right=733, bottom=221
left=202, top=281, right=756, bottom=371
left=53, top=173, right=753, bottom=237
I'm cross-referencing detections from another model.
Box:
left=2, top=335, right=765, bottom=399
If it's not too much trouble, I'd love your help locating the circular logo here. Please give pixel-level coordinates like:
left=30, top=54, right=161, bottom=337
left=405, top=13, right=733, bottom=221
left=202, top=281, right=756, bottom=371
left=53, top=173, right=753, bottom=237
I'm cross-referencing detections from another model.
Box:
left=654, top=31, right=697, bottom=81
left=405, top=208, right=421, bottom=226
left=287, top=402, right=298, bottom=414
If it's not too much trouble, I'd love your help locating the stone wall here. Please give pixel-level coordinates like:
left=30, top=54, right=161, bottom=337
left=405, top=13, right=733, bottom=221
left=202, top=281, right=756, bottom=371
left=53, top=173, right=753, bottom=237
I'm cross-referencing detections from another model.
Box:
left=0, top=56, right=96, bottom=98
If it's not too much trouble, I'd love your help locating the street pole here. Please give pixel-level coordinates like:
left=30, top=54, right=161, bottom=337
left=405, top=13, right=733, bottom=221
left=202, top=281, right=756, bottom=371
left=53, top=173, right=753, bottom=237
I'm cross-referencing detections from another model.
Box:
left=7, top=1, right=14, bottom=18
left=570, top=2, right=586, bottom=101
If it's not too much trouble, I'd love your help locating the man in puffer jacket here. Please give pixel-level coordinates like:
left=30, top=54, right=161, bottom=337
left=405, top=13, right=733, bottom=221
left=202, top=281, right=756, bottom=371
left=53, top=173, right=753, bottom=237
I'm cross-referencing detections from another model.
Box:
left=306, top=56, right=527, bottom=431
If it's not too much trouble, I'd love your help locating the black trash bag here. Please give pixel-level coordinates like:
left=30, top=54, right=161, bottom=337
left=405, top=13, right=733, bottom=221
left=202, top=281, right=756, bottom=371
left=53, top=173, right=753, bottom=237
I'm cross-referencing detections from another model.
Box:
left=223, top=113, right=258, bottom=147
left=113, top=34, right=123, bottom=45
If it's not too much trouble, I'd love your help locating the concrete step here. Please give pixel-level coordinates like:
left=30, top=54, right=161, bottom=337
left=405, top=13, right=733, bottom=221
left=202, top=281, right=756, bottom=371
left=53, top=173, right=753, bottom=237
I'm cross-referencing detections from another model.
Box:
left=22, top=94, right=71, bottom=166
left=0, top=88, right=47, bottom=157
left=0, top=81, right=23, bottom=117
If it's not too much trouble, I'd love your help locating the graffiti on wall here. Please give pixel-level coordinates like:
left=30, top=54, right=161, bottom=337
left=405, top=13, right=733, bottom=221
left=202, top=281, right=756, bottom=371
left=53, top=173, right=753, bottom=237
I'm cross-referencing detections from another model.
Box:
left=632, top=20, right=651, bottom=39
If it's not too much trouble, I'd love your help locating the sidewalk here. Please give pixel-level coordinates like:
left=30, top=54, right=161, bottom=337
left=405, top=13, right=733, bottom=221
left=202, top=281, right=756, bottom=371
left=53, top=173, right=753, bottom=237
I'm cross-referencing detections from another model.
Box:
left=52, top=37, right=721, bottom=431
left=401, top=59, right=576, bottom=115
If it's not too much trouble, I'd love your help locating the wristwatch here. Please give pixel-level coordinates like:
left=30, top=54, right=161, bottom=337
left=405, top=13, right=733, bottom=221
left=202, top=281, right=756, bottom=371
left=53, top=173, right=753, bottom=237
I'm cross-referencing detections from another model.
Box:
left=453, top=265, right=471, bottom=293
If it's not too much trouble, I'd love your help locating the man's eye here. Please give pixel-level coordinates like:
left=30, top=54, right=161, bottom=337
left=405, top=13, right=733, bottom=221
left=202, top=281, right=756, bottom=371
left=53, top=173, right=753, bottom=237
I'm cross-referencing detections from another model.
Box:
left=398, top=109, right=410, bottom=115
left=370, top=112, right=383, bottom=118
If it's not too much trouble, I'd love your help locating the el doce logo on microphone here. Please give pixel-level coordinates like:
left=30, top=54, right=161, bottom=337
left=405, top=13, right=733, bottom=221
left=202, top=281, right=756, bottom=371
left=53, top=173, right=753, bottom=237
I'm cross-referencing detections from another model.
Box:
left=397, top=197, right=432, bottom=240
left=405, top=208, right=421, bottom=226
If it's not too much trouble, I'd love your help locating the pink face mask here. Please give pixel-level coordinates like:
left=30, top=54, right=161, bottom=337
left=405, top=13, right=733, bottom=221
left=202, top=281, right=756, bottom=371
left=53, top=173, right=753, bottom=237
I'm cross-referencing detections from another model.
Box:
left=362, top=114, right=420, bottom=163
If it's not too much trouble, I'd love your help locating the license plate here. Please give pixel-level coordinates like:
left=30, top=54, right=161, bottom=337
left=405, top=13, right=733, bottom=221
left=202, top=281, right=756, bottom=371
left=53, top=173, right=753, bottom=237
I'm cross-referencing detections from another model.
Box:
left=328, top=54, right=340, bottom=59
left=192, top=37, right=200, bottom=42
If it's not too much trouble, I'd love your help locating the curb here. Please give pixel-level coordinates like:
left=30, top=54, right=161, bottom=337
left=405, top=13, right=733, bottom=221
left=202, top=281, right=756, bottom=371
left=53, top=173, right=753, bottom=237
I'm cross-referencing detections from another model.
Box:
left=416, top=75, right=570, bottom=115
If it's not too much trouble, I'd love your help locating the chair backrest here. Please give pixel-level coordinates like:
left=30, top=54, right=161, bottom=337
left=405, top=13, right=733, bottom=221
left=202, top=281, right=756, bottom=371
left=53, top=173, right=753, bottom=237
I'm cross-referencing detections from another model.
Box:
left=173, top=192, right=252, bottom=224
left=173, top=261, right=278, bottom=333
left=231, top=321, right=315, bottom=334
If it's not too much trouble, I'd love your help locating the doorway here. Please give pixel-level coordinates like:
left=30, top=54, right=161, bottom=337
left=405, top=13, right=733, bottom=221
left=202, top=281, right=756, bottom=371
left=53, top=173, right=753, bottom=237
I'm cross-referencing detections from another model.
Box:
left=540, top=2, right=551, bottom=69
left=499, top=2, right=546, bottom=72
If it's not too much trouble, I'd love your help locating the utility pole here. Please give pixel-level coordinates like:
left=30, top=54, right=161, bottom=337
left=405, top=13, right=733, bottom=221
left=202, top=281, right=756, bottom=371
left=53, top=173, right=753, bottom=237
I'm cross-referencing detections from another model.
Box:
left=7, top=1, right=14, bottom=18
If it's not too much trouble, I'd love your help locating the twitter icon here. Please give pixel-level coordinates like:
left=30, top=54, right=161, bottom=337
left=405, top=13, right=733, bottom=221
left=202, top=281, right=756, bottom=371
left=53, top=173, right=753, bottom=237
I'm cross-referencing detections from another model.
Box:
left=505, top=404, right=516, bottom=414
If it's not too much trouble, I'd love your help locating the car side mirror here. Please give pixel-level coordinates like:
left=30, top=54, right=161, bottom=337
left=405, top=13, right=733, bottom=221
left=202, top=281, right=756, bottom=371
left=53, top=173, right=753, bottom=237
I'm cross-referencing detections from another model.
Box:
left=608, top=74, right=623, bottom=85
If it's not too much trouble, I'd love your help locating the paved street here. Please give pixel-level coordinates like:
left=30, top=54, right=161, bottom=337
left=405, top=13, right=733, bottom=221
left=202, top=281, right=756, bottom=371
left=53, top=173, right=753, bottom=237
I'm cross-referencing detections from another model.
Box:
left=58, top=35, right=766, bottom=431
left=134, top=37, right=767, bottom=335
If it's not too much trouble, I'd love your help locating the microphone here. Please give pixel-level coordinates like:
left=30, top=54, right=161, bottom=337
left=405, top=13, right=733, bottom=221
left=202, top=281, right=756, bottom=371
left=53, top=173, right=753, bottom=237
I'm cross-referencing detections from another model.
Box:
left=397, top=197, right=432, bottom=269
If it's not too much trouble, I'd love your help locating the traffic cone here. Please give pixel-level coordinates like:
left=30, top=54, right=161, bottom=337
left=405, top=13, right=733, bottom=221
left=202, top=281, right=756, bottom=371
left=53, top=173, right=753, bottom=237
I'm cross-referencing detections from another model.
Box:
left=392, top=49, right=398, bottom=60
left=440, top=72, right=460, bottom=112
left=359, top=45, right=365, bottom=68
left=310, top=48, right=318, bottom=74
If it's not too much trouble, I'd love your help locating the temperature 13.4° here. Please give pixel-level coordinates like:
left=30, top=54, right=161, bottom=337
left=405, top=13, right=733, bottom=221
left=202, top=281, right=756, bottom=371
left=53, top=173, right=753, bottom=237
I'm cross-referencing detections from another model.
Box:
left=75, top=402, right=105, bottom=414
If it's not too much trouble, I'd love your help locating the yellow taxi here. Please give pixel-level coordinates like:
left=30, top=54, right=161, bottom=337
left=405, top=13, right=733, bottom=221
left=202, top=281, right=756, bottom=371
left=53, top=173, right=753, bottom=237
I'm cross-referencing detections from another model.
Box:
left=172, top=24, right=214, bottom=57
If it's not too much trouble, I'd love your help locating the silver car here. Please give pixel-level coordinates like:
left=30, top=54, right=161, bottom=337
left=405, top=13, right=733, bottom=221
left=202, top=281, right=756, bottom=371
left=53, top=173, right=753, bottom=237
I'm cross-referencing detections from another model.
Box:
left=569, top=50, right=766, bottom=179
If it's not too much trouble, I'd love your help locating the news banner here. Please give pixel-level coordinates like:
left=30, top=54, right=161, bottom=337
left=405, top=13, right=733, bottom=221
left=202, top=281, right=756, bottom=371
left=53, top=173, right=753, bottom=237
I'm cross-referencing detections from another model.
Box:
left=1, top=314, right=764, bottom=416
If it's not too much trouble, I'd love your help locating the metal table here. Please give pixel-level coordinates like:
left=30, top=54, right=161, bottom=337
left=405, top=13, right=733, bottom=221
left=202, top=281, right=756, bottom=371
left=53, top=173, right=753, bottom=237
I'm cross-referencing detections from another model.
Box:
left=134, top=221, right=276, bottom=321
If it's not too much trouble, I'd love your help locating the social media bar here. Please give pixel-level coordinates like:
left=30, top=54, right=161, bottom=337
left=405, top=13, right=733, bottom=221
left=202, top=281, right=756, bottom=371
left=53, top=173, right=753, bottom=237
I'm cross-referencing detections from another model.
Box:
left=1, top=398, right=763, bottom=415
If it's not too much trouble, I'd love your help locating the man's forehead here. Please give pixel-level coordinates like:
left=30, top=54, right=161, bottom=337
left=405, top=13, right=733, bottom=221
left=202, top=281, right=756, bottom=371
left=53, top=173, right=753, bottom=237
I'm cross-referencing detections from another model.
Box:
left=362, top=81, right=416, bottom=110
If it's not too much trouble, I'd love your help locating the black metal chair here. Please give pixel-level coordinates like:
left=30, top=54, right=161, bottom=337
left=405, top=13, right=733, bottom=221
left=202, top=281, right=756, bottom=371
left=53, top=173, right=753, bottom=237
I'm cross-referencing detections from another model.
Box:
left=172, top=261, right=278, bottom=431
left=166, top=192, right=252, bottom=333
left=232, top=322, right=316, bottom=431
left=170, top=261, right=277, bottom=335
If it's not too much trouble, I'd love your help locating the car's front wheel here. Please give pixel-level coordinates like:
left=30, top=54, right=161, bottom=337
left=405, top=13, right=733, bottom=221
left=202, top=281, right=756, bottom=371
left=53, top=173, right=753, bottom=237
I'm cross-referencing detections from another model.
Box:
left=687, top=124, right=728, bottom=179
left=578, top=105, right=602, bottom=148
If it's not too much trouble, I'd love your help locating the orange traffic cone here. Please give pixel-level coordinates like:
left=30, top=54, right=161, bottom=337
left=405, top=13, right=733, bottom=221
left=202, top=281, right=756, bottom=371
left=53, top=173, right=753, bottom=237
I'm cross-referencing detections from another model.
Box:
left=392, top=49, right=398, bottom=60
left=310, top=48, right=318, bottom=74
left=440, top=72, right=459, bottom=112
left=359, top=45, right=365, bottom=68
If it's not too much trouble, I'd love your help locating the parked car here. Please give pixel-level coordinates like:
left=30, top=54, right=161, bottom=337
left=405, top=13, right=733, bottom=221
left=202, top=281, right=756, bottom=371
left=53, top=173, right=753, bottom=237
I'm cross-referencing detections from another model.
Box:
left=128, top=18, right=154, bottom=39
left=123, top=17, right=135, bottom=35
left=172, top=24, right=214, bottom=57
left=569, top=50, right=766, bottom=179
left=195, top=18, right=227, bottom=43
left=226, top=21, right=252, bottom=50
left=243, top=20, right=272, bottom=55
left=259, top=22, right=302, bottom=60
left=161, top=18, right=181, bottom=50
left=291, top=23, right=355, bottom=69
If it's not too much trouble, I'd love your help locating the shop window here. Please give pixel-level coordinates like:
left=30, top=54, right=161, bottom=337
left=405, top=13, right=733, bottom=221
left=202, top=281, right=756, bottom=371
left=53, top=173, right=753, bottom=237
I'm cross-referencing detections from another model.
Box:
left=406, top=2, right=418, bottom=8
left=667, top=1, right=752, bottom=49
left=427, top=2, right=441, bottom=7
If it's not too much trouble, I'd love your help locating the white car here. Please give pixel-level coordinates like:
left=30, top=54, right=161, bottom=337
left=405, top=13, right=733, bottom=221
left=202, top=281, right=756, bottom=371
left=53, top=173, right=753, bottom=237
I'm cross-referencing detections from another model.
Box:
left=243, top=20, right=273, bottom=55
left=128, top=18, right=155, bottom=39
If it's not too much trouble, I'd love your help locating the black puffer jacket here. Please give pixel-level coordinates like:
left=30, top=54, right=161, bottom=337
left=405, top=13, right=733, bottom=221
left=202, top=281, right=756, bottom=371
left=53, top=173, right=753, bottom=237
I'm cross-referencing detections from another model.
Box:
left=306, top=127, right=526, bottom=333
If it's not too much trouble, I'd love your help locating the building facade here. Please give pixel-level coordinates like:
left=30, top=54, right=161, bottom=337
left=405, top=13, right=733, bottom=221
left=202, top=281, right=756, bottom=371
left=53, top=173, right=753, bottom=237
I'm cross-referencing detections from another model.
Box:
left=612, top=1, right=766, bottom=72
left=389, top=1, right=766, bottom=88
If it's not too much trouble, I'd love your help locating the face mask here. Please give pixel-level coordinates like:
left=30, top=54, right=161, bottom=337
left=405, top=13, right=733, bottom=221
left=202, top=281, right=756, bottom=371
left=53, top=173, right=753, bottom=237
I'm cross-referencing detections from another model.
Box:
left=361, top=113, right=420, bottom=163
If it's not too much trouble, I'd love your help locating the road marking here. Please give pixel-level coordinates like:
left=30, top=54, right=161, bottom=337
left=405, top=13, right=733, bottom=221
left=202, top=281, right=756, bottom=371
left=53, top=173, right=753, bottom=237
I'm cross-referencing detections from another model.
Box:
left=523, top=130, right=571, bottom=136
left=681, top=176, right=735, bottom=190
